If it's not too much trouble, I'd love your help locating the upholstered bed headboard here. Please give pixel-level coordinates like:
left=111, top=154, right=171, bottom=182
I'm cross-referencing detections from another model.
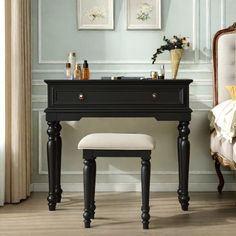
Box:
left=213, top=23, right=236, bottom=105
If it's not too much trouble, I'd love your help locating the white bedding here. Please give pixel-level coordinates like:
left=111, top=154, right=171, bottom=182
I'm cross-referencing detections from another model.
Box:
left=209, top=99, right=236, bottom=142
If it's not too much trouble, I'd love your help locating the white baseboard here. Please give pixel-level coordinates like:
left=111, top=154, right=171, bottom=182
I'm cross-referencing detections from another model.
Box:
left=31, top=183, right=236, bottom=192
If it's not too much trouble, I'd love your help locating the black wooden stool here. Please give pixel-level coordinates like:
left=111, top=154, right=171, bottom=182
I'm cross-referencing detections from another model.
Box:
left=78, top=133, right=155, bottom=229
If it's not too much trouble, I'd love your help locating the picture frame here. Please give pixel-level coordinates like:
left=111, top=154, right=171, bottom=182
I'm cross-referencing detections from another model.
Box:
left=77, top=0, right=114, bottom=30
left=127, top=0, right=161, bottom=30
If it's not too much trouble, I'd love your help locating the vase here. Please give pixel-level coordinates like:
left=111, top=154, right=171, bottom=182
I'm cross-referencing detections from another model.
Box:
left=170, top=49, right=183, bottom=79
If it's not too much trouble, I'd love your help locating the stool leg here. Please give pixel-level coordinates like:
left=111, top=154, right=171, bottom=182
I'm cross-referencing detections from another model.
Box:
left=141, top=156, right=151, bottom=229
left=83, top=159, right=93, bottom=228
left=90, top=158, right=96, bottom=219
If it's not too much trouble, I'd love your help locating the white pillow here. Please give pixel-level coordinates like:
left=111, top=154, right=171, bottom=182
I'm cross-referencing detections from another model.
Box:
left=208, top=99, right=236, bottom=142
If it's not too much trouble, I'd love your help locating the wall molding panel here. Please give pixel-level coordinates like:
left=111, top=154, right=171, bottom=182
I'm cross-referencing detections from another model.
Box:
left=192, top=0, right=200, bottom=62
left=38, top=111, right=45, bottom=177
left=32, top=95, right=47, bottom=103
left=206, top=0, right=211, bottom=59
left=220, top=0, right=226, bottom=29
left=38, top=0, right=43, bottom=65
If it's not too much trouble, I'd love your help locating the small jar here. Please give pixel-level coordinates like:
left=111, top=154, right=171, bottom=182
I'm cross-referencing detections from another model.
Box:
left=150, top=71, right=158, bottom=80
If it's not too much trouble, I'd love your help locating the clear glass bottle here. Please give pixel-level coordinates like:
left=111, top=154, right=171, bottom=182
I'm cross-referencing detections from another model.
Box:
left=65, top=63, right=73, bottom=80
left=68, top=52, right=76, bottom=77
left=74, top=64, right=82, bottom=80
left=158, top=64, right=165, bottom=80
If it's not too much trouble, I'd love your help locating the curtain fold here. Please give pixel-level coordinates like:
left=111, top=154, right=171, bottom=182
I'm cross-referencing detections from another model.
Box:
left=5, top=0, right=32, bottom=203
left=0, top=0, right=6, bottom=206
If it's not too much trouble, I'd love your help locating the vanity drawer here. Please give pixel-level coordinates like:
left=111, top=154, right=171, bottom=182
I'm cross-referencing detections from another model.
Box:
left=49, top=84, right=186, bottom=108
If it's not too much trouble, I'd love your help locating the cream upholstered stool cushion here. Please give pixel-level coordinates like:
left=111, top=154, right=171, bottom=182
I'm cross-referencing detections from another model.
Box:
left=78, top=133, right=155, bottom=150
left=78, top=133, right=155, bottom=229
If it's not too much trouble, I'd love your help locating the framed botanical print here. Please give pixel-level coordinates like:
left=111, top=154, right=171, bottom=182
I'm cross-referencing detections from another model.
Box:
left=127, top=0, right=161, bottom=30
left=77, top=0, right=114, bottom=30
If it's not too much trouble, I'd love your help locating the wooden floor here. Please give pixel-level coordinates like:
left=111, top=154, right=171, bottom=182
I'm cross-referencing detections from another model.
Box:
left=1, top=192, right=236, bottom=236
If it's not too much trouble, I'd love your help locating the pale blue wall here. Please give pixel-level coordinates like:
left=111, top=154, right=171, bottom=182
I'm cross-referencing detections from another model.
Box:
left=32, top=0, right=236, bottom=191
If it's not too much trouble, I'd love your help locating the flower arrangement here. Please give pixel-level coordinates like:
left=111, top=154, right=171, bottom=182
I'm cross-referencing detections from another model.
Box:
left=151, top=36, right=190, bottom=64
left=136, top=3, right=153, bottom=21
left=87, top=6, right=106, bottom=22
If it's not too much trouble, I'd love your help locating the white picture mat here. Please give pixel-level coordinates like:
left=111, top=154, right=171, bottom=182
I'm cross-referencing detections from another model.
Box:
left=77, top=0, right=114, bottom=30
left=127, top=0, right=161, bottom=29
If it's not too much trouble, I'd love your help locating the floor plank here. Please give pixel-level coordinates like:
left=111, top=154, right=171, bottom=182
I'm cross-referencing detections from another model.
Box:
left=0, top=192, right=236, bottom=236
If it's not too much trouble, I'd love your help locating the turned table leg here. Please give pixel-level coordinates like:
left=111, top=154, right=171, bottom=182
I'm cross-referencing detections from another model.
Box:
left=177, top=121, right=190, bottom=211
left=47, top=121, right=62, bottom=211
left=54, top=122, right=63, bottom=203
left=83, top=158, right=93, bottom=228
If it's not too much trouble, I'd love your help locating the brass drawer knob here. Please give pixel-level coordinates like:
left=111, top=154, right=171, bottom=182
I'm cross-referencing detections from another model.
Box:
left=152, top=93, right=158, bottom=99
left=79, top=93, right=84, bottom=101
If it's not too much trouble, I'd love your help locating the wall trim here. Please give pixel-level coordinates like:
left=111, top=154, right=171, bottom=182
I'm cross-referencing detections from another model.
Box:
left=206, top=0, right=211, bottom=56
left=37, top=170, right=235, bottom=176
left=190, top=94, right=212, bottom=102
left=220, top=0, right=226, bottom=29
left=32, top=108, right=45, bottom=112
left=193, top=108, right=211, bottom=111
left=38, top=111, right=45, bottom=176
left=32, top=95, right=47, bottom=103
left=193, top=0, right=200, bottom=62
left=37, top=60, right=200, bottom=65
left=38, top=0, right=42, bottom=65
left=31, top=182, right=236, bottom=192
left=32, top=68, right=213, bottom=74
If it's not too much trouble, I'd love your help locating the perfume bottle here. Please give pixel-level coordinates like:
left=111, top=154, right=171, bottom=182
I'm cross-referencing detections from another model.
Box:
left=82, top=60, right=90, bottom=80
left=68, top=52, right=76, bottom=77
left=65, top=63, right=73, bottom=80
left=158, top=64, right=165, bottom=80
left=74, top=64, right=82, bottom=80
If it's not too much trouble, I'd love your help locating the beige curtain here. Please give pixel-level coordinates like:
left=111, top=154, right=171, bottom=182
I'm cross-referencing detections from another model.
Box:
left=5, top=0, right=32, bottom=203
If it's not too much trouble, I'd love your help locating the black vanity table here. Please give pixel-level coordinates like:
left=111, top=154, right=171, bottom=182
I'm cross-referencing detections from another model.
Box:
left=44, top=79, right=193, bottom=211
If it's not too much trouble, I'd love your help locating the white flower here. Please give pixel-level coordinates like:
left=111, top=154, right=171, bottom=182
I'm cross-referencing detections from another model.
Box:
left=171, top=38, right=177, bottom=43
left=87, top=6, right=106, bottom=22
left=136, top=3, right=153, bottom=21
left=181, top=37, right=190, bottom=49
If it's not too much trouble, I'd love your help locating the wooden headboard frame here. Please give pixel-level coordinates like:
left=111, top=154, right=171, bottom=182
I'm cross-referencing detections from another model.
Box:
left=212, top=22, right=236, bottom=106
